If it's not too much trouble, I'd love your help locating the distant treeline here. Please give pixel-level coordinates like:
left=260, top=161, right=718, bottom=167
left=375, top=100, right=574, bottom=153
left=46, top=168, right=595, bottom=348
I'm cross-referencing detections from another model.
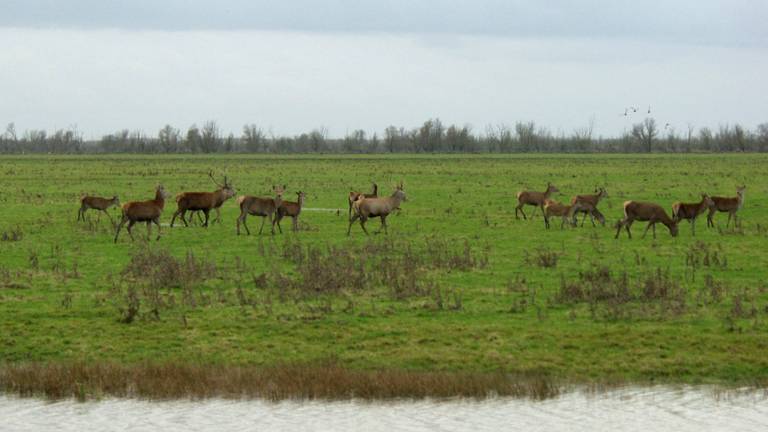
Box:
left=1, top=118, right=767, bottom=154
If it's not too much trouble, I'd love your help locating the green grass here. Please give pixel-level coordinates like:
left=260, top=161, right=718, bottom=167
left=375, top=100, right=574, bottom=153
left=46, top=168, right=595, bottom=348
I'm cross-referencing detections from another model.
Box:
left=0, top=154, right=767, bottom=390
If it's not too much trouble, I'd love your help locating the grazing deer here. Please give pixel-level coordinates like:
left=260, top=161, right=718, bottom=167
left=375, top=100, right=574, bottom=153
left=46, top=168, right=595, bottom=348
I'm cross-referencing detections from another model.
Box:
left=515, top=183, right=559, bottom=220
left=114, top=185, right=171, bottom=243
left=348, top=182, right=407, bottom=236
left=77, top=195, right=120, bottom=224
left=236, top=185, right=285, bottom=235
left=276, top=191, right=307, bottom=233
left=615, top=201, right=678, bottom=239
left=672, top=194, right=714, bottom=236
left=571, top=187, right=608, bottom=227
left=543, top=199, right=582, bottom=229
left=707, top=186, right=746, bottom=228
left=170, top=172, right=235, bottom=228
left=348, top=183, right=378, bottom=220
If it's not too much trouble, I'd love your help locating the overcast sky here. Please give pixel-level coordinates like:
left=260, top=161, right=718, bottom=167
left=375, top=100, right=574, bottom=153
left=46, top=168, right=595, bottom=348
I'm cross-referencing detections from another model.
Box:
left=1, top=1, right=766, bottom=138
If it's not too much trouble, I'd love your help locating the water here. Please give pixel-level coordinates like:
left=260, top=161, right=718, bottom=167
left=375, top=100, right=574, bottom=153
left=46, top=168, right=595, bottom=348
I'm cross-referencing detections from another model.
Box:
left=1, top=387, right=766, bottom=432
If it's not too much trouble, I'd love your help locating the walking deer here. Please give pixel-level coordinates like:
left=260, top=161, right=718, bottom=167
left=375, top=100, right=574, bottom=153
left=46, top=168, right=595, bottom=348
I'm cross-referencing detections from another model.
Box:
left=114, top=185, right=170, bottom=243
left=348, top=182, right=407, bottom=236
left=571, top=187, right=608, bottom=227
left=170, top=172, right=235, bottom=228
left=543, top=199, right=582, bottom=229
left=348, top=183, right=378, bottom=220
left=236, top=185, right=285, bottom=235
left=276, top=191, right=307, bottom=233
left=672, top=194, right=714, bottom=236
left=615, top=201, right=678, bottom=239
left=706, top=186, right=746, bottom=228
left=78, top=195, right=120, bottom=225
left=516, top=183, right=559, bottom=220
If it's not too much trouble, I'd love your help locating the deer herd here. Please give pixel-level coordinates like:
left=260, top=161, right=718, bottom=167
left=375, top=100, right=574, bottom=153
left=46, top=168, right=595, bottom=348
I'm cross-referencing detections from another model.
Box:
left=77, top=171, right=745, bottom=243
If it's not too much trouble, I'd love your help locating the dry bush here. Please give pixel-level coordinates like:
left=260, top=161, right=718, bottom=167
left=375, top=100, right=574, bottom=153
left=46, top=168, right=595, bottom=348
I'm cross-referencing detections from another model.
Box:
left=525, top=248, right=560, bottom=268
left=555, top=266, right=686, bottom=321
left=0, top=226, right=23, bottom=242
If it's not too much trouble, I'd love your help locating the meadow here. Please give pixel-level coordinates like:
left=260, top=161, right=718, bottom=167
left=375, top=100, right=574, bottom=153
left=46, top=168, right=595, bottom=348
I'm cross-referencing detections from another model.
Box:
left=0, top=154, right=766, bottom=399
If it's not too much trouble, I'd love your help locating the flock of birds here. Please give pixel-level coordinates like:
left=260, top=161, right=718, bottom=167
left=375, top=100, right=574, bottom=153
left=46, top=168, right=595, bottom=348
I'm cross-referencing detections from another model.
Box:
left=620, top=104, right=671, bottom=129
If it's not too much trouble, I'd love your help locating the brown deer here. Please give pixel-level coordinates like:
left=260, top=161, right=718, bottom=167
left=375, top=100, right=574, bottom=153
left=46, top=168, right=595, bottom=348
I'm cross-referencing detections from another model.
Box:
left=615, top=201, right=678, bottom=239
left=170, top=172, right=235, bottom=228
left=114, top=185, right=171, bottom=243
left=236, top=185, right=285, bottom=235
left=77, top=195, right=120, bottom=224
left=543, top=199, right=582, bottom=229
left=515, top=183, right=559, bottom=220
left=348, top=182, right=407, bottom=236
left=672, top=194, right=714, bottom=236
left=707, top=186, right=746, bottom=228
left=570, top=187, right=608, bottom=227
left=348, top=183, right=378, bottom=220
left=276, top=191, right=307, bottom=233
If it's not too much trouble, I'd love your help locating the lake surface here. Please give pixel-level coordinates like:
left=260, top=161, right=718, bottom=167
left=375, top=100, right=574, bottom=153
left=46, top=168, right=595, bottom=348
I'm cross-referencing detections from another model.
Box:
left=1, top=386, right=766, bottom=432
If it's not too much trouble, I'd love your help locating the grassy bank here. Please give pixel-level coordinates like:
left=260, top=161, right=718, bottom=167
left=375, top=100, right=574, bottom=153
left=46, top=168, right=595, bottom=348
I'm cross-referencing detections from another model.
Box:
left=1, top=154, right=767, bottom=399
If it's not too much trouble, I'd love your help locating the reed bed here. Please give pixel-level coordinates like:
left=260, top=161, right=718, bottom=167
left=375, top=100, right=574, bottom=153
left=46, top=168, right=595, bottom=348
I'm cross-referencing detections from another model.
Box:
left=0, top=362, right=560, bottom=401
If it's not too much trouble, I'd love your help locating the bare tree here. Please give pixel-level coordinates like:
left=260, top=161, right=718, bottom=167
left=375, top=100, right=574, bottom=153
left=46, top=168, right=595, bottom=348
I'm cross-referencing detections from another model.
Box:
left=201, top=121, right=221, bottom=153
left=242, top=124, right=266, bottom=153
left=631, top=117, right=658, bottom=153
left=158, top=125, right=180, bottom=153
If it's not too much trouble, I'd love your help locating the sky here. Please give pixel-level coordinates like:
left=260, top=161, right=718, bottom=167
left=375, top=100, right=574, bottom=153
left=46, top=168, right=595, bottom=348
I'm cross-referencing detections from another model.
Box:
left=1, top=0, right=766, bottom=139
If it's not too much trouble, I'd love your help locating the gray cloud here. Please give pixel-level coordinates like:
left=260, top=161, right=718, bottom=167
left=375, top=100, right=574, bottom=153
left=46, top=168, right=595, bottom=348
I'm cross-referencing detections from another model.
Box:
left=2, top=0, right=767, bottom=46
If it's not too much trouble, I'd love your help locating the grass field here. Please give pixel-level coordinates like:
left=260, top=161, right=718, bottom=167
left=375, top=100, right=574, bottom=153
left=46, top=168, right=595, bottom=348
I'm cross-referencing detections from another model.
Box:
left=0, top=154, right=767, bottom=399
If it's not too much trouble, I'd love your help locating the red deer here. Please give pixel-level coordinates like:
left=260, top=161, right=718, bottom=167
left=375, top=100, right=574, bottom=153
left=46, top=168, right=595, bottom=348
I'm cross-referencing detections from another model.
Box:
left=77, top=195, right=120, bottom=224
left=170, top=172, right=235, bottom=228
left=348, top=183, right=378, bottom=220
left=114, top=185, right=171, bottom=243
left=515, top=183, right=559, bottom=220
left=276, top=191, right=307, bottom=233
left=236, top=185, right=285, bottom=235
left=348, top=182, right=407, bottom=236
left=543, top=199, right=583, bottom=229
left=570, top=187, right=608, bottom=227
left=672, top=194, right=714, bottom=236
left=615, top=201, right=678, bottom=239
left=707, top=186, right=746, bottom=228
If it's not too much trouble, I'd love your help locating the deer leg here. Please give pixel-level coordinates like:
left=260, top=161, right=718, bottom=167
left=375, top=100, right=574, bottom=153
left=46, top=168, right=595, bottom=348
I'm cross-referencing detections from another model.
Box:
left=202, top=209, right=211, bottom=228
left=258, top=215, right=267, bottom=235
left=691, top=217, right=696, bottom=236
left=378, top=215, right=388, bottom=234
left=239, top=213, right=251, bottom=236
left=126, top=220, right=136, bottom=241
left=102, top=209, right=115, bottom=227
left=153, top=218, right=162, bottom=240
left=292, top=216, right=298, bottom=232
left=77, top=207, right=83, bottom=222
left=726, top=212, right=732, bottom=228
left=214, top=207, right=222, bottom=224
left=114, top=217, right=127, bottom=243
left=347, top=214, right=360, bottom=236
left=707, top=209, right=715, bottom=228
left=272, top=213, right=282, bottom=235
left=515, top=204, right=526, bottom=220
left=170, top=210, right=180, bottom=227
left=359, top=217, right=370, bottom=235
